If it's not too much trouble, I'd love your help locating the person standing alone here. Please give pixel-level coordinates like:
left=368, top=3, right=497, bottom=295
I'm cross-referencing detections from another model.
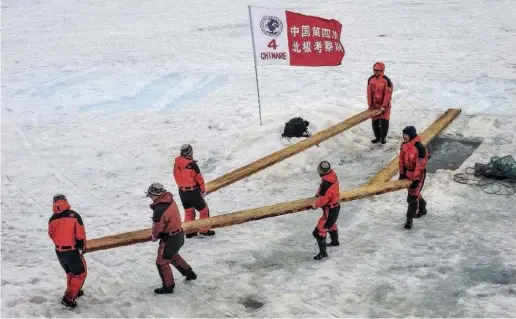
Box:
left=367, top=61, right=393, bottom=144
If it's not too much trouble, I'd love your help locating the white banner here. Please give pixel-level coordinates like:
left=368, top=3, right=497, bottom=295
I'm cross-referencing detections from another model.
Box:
left=248, top=6, right=290, bottom=65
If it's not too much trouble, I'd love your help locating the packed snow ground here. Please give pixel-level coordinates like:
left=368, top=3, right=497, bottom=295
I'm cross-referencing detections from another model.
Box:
left=2, top=0, right=516, bottom=317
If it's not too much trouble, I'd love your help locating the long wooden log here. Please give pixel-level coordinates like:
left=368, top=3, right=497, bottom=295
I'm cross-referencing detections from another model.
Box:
left=84, top=108, right=379, bottom=254
left=204, top=109, right=381, bottom=194
left=85, top=179, right=411, bottom=253
left=85, top=108, right=461, bottom=253
left=365, top=108, right=462, bottom=185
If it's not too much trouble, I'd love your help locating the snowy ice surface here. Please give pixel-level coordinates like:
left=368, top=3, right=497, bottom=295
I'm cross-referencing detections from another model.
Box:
left=2, top=0, right=516, bottom=317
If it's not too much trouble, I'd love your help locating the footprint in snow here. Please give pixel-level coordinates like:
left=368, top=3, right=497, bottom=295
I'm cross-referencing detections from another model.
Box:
left=29, top=296, right=47, bottom=304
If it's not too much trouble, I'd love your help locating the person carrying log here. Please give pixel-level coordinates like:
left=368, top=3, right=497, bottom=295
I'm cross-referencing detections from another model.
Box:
left=147, top=182, right=197, bottom=294
left=311, top=161, right=341, bottom=260
left=48, top=194, right=87, bottom=308
left=398, top=126, right=429, bottom=229
left=173, top=144, right=215, bottom=238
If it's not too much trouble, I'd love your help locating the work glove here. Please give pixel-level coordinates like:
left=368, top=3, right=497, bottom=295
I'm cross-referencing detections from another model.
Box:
left=311, top=201, right=318, bottom=210
left=76, top=239, right=85, bottom=254
left=150, top=234, right=158, bottom=242
left=409, top=180, right=419, bottom=189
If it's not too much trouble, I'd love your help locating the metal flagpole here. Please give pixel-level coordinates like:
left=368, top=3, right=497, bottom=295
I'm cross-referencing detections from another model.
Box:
left=248, top=5, right=263, bottom=126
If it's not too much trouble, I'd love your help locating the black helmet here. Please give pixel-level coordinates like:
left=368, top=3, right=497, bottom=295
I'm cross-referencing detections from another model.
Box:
left=402, top=126, right=417, bottom=139
left=317, top=161, right=331, bottom=175
left=146, top=182, right=166, bottom=197
left=180, top=144, right=193, bottom=156
left=53, top=194, right=67, bottom=203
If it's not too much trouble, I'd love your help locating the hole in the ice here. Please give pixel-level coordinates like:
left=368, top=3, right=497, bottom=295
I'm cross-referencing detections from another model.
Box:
left=463, top=266, right=516, bottom=285
left=493, top=271, right=514, bottom=285
left=241, top=297, right=264, bottom=310
left=425, top=137, right=482, bottom=173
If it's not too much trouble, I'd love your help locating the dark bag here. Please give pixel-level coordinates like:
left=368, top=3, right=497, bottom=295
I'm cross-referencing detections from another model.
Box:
left=281, top=117, right=311, bottom=139
left=474, top=155, right=516, bottom=180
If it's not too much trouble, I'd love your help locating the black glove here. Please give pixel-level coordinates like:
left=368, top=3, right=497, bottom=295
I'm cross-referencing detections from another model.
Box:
left=76, top=239, right=85, bottom=254
left=409, top=180, right=419, bottom=189
left=398, top=174, right=407, bottom=180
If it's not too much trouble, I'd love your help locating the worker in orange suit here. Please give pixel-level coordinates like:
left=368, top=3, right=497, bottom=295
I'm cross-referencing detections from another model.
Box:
left=173, top=144, right=214, bottom=238
left=48, top=194, right=87, bottom=308
left=367, top=61, right=393, bottom=144
left=147, top=182, right=197, bottom=294
left=311, top=161, right=340, bottom=260
left=398, top=126, right=429, bottom=229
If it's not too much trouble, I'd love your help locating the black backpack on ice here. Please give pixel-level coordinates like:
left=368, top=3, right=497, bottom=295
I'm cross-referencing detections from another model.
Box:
left=281, top=117, right=312, bottom=139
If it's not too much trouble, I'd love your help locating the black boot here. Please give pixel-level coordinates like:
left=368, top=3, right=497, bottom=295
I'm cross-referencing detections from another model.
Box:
left=327, top=231, right=340, bottom=246
left=405, top=195, right=418, bottom=229
left=416, top=197, right=427, bottom=218
left=379, top=119, right=389, bottom=144
left=154, top=284, right=175, bottom=294
left=185, top=267, right=197, bottom=281
left=313, top=239, right=328, bottom=260
left=186, top=232, right=198, bottom=238
left=61, top=297, right=77, bottom=308
left=177, top=265, right=197, bottom=281
left=199, top=230, right=215, bottom=236
left=371, top=120, right=380, bottom=143
left=77, top=290, right=84, bottom=298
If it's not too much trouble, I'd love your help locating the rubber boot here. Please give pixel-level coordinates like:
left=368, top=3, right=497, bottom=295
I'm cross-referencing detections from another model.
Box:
left=178, top=267, right=197, bottom=281
left=61, top=297, right=77, bottom=308
left=371, top=120, right=380, bottom=143
left=327, top=230, right=340, bottom=246
left=380, top=119, right=389, bottom=144
left=404, top=217, right=413, bottom=229
left=405, top=195, right=418, bottom=229
left=313, top=238, right=328, bottom=260
left=416, top=197, right=427, bottom=218
left=154, top=284, right=175, bottom=294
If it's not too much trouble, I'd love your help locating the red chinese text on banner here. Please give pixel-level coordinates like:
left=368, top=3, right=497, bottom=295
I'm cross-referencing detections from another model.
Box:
left=247, top=6, right=346, bottom=124
left=248, top=6, right=345, bottom=66
left=285, top=11, right=345, bottom=66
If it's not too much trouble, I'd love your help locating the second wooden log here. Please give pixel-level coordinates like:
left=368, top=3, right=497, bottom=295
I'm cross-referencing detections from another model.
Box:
left=84, top=179, right=411, bottom=253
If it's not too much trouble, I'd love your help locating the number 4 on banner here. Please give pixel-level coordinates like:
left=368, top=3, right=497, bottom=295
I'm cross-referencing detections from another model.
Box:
left=267, top=39, right=278, bottom=50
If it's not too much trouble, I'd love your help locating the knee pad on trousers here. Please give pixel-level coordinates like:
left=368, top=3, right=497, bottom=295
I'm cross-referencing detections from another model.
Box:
left=184, top=208, right=195, bottom=221
left=156, top=262, right=174, bottom=287
left=312, top=228, right=325, bottom=240
left=407, top=194, right=418, bottom=204
left=199, top=207, right=210, bottom=219
left=198, top=207, right=211, bottom=232
left=66, top=272, right=86, bottom=300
